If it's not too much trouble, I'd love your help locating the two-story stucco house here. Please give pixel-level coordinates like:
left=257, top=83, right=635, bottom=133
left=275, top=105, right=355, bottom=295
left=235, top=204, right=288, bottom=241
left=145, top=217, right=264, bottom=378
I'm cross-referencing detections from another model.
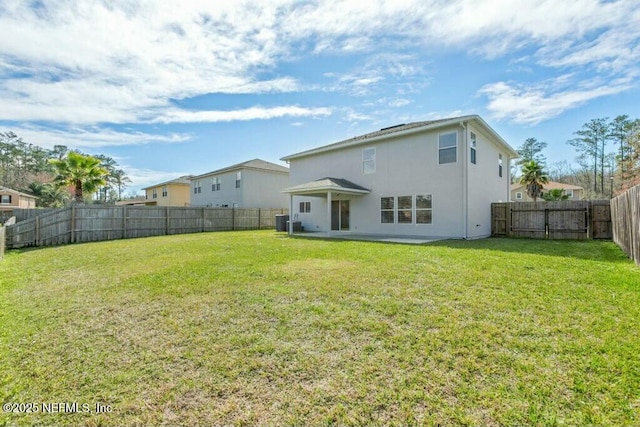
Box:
left=0, top=186, right=37, bottom=212
left=281, top=115, right=518, bottom=239
left=190, top=159, right=289, bottom=208
left=142, top=176, right=192, bottom=207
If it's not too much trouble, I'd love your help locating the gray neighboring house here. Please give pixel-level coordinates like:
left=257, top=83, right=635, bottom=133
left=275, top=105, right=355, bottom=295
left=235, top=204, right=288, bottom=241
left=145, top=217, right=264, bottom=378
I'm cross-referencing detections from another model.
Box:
left=281, top=115, right=518, bottom=239
left=190, top=159, right=290, bottom=208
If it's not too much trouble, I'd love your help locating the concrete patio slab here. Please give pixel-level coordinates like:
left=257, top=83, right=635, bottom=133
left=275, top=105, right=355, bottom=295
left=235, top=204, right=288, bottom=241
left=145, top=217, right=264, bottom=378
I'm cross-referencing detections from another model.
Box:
left=288, top=231, right=447, bottom=245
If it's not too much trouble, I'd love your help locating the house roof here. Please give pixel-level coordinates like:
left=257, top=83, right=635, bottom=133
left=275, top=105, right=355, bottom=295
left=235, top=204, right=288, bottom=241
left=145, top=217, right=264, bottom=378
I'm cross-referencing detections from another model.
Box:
left=0, top=186, right=38, bottom=199
left=281, top=114, right=518, bottom=161
left=141, top=175, right=192, bottom=190
left=282, top=177, right=370, bottom=197
left=511, top=181, right=584, bottom=191
left=191, top=158, right=289, bottom=180
left=115, top=196, right=147, bottom=206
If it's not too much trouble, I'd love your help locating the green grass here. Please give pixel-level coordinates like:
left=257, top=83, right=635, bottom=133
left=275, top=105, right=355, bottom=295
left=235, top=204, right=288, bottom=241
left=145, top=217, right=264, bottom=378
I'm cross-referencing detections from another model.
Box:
left=0, top=231, right=639, bottom=426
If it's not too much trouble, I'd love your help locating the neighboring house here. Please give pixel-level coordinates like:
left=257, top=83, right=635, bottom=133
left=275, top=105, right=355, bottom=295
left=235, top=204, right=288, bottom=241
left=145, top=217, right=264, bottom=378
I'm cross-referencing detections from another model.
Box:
left=190, top=159, right=289, bottom=208
left=281, top=115, right=518, bottom=239
left=142, top=176, right=192, bottom=206
left=115, top=196, right=147, bottom=206
left=0, top=186, right=37, bottom=211
left=511, top=181, right=584, bottom=201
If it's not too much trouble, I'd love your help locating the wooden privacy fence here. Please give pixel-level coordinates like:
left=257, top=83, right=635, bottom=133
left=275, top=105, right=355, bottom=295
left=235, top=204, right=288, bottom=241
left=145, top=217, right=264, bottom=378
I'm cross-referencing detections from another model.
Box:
left=492, top=200, right=612, bottom=240
left=5, top=206, right=288, bottom=249
left=610, top=185, right=640, bottom=265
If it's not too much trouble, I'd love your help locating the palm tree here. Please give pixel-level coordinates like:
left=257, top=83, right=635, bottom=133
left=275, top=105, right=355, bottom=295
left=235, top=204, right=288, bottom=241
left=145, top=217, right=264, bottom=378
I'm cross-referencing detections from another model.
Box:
left=519, top=160, right=549, bottom=201
left=50, top=152, right=108, bottom=204
left=27, top=181, right=70, bottom=207
left=542, top=188, right=569, bottom=201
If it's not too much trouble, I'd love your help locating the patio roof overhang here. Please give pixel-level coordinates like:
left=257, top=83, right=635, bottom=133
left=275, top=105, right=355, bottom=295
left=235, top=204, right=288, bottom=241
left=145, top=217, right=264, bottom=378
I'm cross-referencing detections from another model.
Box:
left=282, top=177, right=370, bottom=197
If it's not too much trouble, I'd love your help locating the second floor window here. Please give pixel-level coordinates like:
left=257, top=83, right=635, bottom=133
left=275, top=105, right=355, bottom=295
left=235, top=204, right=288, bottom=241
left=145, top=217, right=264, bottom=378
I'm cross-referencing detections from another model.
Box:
left=439, top=132, right=457, bottom=164
left=236, top=172, right=242, bottom=188
left=152, top=189, right=157, bottom=199
left=470, top=132, right=477, bottom=165
left=212, top=177, right=220, bottom=191
left=194, top=180, right=201, bottom=194
left=363, top=147, right=376, bottom=174
left=162, top=185, right=168, bottom=197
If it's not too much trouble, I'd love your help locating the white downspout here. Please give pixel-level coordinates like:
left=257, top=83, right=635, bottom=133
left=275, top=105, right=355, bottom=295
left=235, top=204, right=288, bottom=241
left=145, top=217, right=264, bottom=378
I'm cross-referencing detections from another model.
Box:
left=460, top=122, right=468, bottom=239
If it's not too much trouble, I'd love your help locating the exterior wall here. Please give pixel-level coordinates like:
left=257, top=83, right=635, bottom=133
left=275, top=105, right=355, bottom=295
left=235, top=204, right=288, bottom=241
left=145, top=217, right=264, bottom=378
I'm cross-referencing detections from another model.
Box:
left=191, top=169, right=289, bottom=208
left=289, top=125, right=471, bottom=238
left=511, top=187, right=583, bottom=202
left=241, top=169, right=290, bottom=208
left=466, top=123, right=511, bottom=239
left=0, top=190, right=37, bottom=210
left=144, top=184, right=190, bottom=207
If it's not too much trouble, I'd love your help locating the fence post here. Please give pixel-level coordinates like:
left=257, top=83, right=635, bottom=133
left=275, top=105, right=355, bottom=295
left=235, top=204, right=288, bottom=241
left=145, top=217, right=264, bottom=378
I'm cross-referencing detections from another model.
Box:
left=123, top=206, right=127, bottom=239
left=587, top=200, right=593, bottom=240
left=544, top=208, right=549, bottom=239
left=70, top=205, right=76, bottom=243
left=35, top=215, right=40, bottom=246
left=201, top=208, right=205, bottom=233
left=165, top=207, right=169, bottom=235
left=232, top=207, right=235, bottom=231
left=258, top=208, right=262, bottom=229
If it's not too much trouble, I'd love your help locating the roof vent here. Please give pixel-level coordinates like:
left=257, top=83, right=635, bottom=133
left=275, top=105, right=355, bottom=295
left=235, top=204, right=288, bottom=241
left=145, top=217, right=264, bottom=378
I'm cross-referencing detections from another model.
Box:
left=379, top=124, right=406, bottom=131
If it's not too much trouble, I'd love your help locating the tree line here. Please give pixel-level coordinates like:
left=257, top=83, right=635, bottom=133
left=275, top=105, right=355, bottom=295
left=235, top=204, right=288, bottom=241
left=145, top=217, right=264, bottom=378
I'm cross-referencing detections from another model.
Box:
left=513, top=114, right=640, bottom=200
left=0, top=131, right=130, bottom=207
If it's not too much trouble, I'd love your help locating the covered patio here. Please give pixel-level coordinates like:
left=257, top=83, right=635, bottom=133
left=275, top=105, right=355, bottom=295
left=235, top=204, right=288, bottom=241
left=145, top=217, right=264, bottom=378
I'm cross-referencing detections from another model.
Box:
left=282, top=177, right=370, bottom=236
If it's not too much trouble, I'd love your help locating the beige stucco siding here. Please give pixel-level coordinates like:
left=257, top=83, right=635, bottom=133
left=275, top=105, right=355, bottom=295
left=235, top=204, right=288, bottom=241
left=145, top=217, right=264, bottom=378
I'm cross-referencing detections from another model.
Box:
left=0, top=190, right=37, bottom=210
left=145, top=184, right=190, bottom=207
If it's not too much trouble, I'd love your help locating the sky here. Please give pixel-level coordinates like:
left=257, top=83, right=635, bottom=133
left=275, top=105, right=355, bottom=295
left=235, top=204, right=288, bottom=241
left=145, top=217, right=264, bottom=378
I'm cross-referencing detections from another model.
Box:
left=1, top=0, right=639, bottom=195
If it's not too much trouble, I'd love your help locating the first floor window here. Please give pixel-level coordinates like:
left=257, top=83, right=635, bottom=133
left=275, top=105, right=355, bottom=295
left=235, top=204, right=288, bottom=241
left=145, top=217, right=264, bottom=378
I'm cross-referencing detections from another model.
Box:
left=565, top=189, right=573, bottom=198
left=1, top=195, right=11, bottom=204
left=516, top=192, right=523, bottom=200
left=416, top=195, right=433, bottom=224
left=381, top=194, right=433, bottom=224
left=299, top=201, right=311, bottom=213
left=380, top=197, right=394, bottom=223
left=498, top=154, right=503, bottom=178
left=398, top=196, right=413, bottom=224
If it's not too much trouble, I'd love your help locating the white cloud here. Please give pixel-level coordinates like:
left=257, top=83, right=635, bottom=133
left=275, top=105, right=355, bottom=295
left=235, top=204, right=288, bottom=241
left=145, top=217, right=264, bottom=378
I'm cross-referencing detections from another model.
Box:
left=343, top=109, right=374, bottom=123
left=7, top=125, right=189, bottom=150
left=479, top=77, right=632, bottom=125
left=121, top=167, right=191, bottom=192
left=389, top=98, right=411, bottom=108
left=0, top=0, right=638, bottom=129
left=151, top=106, right=332, bottom=124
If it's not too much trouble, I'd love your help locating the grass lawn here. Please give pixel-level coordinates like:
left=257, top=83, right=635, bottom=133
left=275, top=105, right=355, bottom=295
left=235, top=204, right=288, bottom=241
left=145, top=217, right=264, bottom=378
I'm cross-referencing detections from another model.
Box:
left=0, top=231, right=639, bottom=426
